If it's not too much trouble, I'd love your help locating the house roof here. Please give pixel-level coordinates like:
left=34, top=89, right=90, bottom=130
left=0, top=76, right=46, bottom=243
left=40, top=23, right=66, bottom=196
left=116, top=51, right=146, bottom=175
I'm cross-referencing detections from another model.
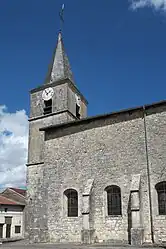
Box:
left=9, top=188, right=26, bottom=197
left=1, top=188, right=26, bottom=206
left=0, top=195, right=19, bottom=205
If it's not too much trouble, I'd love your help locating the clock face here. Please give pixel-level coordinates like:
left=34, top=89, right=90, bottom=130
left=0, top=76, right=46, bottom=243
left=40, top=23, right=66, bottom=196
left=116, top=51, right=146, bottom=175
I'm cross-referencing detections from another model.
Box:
left=42, top=87, right=54, bottom=101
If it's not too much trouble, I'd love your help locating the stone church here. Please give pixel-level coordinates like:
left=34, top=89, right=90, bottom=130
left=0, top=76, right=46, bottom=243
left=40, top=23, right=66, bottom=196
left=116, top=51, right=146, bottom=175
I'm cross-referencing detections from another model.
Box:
left=25, top=31, right=166, bottom=245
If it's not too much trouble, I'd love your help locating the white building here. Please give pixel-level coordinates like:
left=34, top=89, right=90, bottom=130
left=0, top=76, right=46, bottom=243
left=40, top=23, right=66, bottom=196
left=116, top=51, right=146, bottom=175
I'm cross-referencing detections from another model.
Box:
left=0, top=188, right=26, bottom=240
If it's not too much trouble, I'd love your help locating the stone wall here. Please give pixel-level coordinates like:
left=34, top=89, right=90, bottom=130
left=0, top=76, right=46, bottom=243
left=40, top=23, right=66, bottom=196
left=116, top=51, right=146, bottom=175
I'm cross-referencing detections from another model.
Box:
left=28, top=80, right=87, bottom=165
left=146, top=105, right=166, bottom=243
left=26, top=79, right=88, bottom=243
left=28, top=112, right=74, bottom=164
left=25, top=164, right=49, bottom=243
left=43, top=110, right=151, bottom=243
left=26, top=102, right=166, bottom=244
left=28, top=81, right=75, bottom=165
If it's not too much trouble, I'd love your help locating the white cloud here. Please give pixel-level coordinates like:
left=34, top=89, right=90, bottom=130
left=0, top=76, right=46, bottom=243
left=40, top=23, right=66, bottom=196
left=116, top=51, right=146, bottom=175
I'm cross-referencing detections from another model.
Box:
left=0, top=105, right=28, bottom=188
left=130, top=0, right=166, bottom=11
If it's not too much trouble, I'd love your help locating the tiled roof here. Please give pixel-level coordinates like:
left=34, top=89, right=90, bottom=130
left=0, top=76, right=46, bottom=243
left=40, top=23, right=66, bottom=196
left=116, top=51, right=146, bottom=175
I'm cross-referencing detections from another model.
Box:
left=0, top=195, right=18, bottom=205
left=9, top=188, right=26, bottom=197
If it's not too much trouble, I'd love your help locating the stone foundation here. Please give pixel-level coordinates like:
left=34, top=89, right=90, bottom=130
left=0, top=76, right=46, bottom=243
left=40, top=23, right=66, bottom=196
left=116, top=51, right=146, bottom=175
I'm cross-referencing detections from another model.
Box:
left=131, top=228, right=144, bottom=246
left=81, top=229, right=95, bottom=244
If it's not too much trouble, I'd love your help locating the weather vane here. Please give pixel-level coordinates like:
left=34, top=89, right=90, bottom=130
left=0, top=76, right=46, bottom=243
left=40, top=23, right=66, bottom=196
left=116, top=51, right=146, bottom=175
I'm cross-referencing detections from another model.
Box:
left=59, top=4, right=65, bottom=32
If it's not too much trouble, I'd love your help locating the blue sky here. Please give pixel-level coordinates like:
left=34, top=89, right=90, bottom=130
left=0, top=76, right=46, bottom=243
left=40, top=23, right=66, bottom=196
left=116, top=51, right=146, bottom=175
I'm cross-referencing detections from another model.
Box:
left=1, top=0, right=166, bottom=116
left=0, top=0, right=166, bottom=187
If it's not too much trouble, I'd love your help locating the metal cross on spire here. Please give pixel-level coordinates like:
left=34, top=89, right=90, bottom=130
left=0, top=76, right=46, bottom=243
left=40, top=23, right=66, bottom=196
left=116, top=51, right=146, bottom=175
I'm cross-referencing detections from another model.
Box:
left=44, top=3, right=74, bottom=85
left=59, top=4, right=65, bottom=32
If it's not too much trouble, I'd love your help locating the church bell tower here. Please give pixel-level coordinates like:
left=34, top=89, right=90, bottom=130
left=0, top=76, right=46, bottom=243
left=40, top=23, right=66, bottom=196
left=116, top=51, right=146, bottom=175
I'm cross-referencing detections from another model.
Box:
left=27, top=31, right=88, bottom=165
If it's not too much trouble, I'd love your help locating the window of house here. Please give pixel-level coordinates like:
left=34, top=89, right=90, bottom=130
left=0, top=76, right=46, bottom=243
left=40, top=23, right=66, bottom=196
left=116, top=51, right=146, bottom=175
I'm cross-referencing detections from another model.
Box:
left=156, top=181, right=166, bottom=215
left=15, top=226, right=21, bottom=234
left=4, top=208, right=8, bottom=212
left=5, top=216, right=12, bottom=224
left=105, top=185, right=122, bottom=216
left=64, top=189, right=78, bottom=217
left=43, top=99, right=52, bottom=115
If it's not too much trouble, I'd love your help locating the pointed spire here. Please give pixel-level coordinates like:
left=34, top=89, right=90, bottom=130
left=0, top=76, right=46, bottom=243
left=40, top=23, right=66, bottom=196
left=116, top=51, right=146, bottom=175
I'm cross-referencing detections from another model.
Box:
left=44, top=32, right=75, bottom=85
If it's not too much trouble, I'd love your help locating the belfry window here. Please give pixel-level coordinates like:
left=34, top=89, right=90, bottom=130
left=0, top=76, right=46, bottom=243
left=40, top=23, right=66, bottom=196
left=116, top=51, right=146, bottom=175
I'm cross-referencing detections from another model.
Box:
left=43, top=99, right=52, bottom=115
left=156, top=181, right=166, bottom=215
left=64, top=189, right=78, bottom=217
left=105, top=185, right=122, bottom=215
left=76, top=104, right=80, bottom=119
left=75, top=94, right=81, bottom=119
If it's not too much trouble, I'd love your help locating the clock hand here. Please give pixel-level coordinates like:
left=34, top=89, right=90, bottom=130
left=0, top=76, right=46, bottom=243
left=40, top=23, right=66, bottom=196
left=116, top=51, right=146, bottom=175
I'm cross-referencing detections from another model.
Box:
left=48, top=89, right=51, bottom=94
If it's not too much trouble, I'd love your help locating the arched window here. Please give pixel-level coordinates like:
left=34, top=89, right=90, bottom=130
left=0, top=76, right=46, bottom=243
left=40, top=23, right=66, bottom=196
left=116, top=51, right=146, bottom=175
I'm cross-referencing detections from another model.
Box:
left=155, top=181, right=166, bottom=215
left=64, top=189, right=78, bottom=217
left=105, top=185, right=122, bottom=215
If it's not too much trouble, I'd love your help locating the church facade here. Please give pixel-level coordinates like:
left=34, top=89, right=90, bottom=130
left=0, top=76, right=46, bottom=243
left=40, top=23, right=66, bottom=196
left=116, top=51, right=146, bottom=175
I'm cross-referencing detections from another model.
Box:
left=25, top=32, right=166, bottom=245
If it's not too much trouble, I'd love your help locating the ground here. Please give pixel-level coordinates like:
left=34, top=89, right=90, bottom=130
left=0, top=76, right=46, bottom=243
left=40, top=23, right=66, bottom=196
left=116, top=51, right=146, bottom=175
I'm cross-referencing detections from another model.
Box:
left=0, top=240, right=166, bottom=249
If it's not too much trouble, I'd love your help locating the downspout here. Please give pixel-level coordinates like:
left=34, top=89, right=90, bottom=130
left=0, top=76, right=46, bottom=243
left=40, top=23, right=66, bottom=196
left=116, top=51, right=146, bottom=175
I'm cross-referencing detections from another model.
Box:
left=143, top=106, right=154, bottom=244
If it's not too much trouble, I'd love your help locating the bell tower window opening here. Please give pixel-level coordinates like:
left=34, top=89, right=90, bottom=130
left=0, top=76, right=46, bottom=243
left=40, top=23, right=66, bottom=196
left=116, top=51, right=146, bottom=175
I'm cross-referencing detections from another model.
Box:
left=75, top=94, right=81, bottom=119
left=43, top=99, right=52, bottom=115
left=76, top=104, right=80, bottom=119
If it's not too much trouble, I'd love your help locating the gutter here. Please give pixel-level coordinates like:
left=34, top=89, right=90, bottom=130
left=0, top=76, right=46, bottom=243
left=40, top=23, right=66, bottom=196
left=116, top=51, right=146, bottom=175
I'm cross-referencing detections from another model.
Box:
left=143, top=106, right=154, bottom=244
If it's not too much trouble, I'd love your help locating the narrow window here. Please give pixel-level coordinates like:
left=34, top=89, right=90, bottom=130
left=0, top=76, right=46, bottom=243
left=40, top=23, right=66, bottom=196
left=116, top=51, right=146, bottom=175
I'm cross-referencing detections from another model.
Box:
left=76, top=104, right=80, bottom=119
left=15, top=226, right=21, bottom=234
left=75, top=94, right=81, bottom=119
left=64, top=189, right=78, bottom=217
left=156, top=181, right=166, bottom=215
left=105, top=185, right=122, bottom=215
left=43, top=99, right=52, bottom=115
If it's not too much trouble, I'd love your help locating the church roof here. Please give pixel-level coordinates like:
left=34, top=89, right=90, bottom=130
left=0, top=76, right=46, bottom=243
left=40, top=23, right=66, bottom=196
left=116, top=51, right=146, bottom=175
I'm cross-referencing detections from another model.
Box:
left=44, top=32, right=75, bottom=85
left=40, top=99, right=166, bottom=132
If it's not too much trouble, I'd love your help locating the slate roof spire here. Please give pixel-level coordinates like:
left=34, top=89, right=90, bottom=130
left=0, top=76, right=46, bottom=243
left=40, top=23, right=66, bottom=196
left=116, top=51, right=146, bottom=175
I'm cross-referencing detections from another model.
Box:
left=44, top=32, right=75, bottom=84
